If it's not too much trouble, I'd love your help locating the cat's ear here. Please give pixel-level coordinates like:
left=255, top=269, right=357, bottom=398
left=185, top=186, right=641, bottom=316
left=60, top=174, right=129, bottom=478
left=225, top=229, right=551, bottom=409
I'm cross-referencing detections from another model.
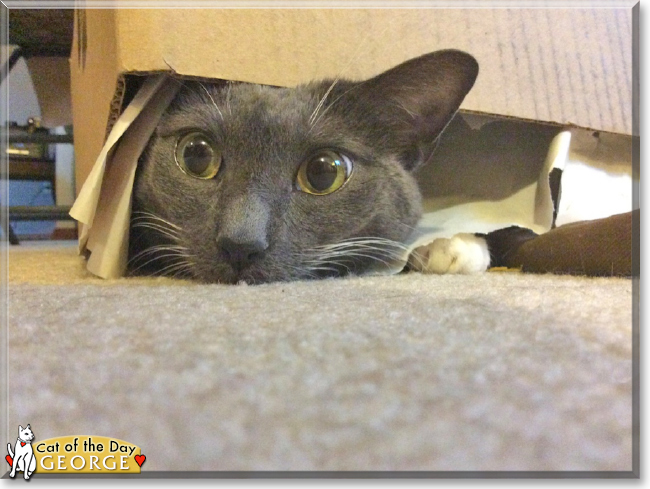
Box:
left=357, top=50, right=478, bottom=171
left=18, top=425, right=23, bottom=431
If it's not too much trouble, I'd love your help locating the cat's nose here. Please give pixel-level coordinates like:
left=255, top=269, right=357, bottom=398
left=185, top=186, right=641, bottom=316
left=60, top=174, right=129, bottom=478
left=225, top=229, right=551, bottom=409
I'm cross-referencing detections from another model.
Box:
left=217, top=236, right=268, bottom=271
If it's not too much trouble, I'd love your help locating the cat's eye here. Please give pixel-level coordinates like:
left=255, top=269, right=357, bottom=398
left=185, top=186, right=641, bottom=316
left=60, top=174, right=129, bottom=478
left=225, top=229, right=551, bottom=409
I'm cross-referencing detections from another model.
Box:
left=175, top=132, right=221, bottom=179
left=296, top=150, right=353, bottom=195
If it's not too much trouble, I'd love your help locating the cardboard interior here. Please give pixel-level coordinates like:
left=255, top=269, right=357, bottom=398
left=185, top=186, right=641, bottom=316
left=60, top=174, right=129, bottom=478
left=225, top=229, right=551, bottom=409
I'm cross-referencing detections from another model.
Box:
left=68, top=7, right=635, bottom=279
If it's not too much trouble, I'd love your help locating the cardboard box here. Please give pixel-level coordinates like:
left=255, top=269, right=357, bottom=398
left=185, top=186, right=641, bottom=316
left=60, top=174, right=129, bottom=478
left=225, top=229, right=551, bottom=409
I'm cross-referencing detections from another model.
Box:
left=70, top=7, right=635, bottom=192
left=68, top=6, right=637, bottom=278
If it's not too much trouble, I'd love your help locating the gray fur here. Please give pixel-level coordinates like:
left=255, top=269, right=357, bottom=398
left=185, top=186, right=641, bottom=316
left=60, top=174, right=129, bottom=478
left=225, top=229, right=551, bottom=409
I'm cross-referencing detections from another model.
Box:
left=129, top=50, right=478, bottom=283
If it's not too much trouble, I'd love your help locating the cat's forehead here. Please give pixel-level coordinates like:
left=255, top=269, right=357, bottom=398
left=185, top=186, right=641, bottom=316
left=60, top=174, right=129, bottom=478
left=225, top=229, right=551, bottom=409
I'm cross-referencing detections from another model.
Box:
left=229, top=83, right=316, bottom=112
left=156, top=82, right=328, bottom=145
left=174, top=82, right=317, bottom=121
left=157, top=80, right=373, bottom=162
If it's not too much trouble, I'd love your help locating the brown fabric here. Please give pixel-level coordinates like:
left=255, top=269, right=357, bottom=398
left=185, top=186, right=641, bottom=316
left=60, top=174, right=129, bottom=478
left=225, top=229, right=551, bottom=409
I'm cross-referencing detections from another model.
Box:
left=504, top=210, right=638, bottom=277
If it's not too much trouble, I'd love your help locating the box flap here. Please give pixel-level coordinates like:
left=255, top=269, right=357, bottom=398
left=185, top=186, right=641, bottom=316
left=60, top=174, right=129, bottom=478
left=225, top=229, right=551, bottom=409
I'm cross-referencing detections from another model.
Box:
left=70, top=75, right=180, bottom=278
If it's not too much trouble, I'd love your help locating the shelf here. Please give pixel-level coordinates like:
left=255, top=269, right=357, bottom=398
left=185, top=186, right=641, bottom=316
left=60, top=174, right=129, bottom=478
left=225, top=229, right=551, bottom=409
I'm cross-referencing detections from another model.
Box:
left=4, top=132, right=73, bottom=144
left=6, top=205, right=74, bottom=221
left=7, top=158, right=56, bottom=182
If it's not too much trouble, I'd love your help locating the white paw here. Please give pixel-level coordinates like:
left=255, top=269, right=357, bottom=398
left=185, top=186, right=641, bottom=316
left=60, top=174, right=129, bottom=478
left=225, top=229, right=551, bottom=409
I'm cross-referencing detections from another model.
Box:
left=408, top=233, right=491, bottom=274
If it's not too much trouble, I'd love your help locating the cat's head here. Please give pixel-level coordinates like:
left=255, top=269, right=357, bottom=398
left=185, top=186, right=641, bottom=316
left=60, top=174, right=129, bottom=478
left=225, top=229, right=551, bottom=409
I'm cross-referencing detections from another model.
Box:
left=130, top=50, right=478, bottom=283
left=18, top=425, right=34, bottom=441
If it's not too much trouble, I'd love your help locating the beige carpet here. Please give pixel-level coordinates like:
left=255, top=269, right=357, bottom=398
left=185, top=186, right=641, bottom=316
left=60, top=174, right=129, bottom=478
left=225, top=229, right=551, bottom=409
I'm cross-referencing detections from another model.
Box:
left=5, top=242, right=635, bottom=473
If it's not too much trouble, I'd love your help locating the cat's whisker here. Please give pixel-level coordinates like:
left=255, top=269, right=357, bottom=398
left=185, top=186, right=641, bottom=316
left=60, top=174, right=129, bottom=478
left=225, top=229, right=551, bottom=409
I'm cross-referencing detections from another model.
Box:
left=128, top=245, right=191, bottom=271
left=397, top=101, right=418, bottom=120
left=170, top=268, right=194, bottom=280
left=308, top=78, right=339, bottom=126
left=131, top=227, right=179, bottom=243
left=324, top=250, right=395, bottom=268
left=300, top=236, right=415, bottom=276
left=316, top=239, right=411, bottom=252
left=129, top=211, right=191, bottom=276
left=306, top=264, right=347, bottom=274
left=131, top=255, right=192, bottom=275
left=131, top=212, right=184, bottom=243
left=199, top=82, right=224, bottom=121
left=131, top=223, right=181, bottom=242
left=132, top=226, right=178, bottom=244
left=282, top=262, right=320, bottom=280
left=321, top=251, right=405, bottom=267
left=408, top=251, right=429, bottom=270
left=308, top=21, right=394, bottom=132
left=226, top=81, right=233, bottom=116
left=130, top=218, right=179, bottom=232
left=310, top=244, right=409, bottom=260
left=130, top=253, right=186, bottom=274
left=308, top=81, right=367, bottom=134
left=129, top=252, right=188, bottom=271
left=128, top=245, right=189, bottom=262
left=296, top=250, right=352, bottom=272
left=302, top=253, right=354, bottom=270
left=399, top=221, right=421, bottom=233
left=131, top=211, right=182, bottom=230
left=156, top=259, right=194, bottom=278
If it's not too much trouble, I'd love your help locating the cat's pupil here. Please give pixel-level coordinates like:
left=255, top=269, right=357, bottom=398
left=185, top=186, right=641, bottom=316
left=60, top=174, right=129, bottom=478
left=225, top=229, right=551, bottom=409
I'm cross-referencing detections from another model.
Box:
left=183, top=139, right=213, bottom=175
left=306, top=156, right=339, bottom=191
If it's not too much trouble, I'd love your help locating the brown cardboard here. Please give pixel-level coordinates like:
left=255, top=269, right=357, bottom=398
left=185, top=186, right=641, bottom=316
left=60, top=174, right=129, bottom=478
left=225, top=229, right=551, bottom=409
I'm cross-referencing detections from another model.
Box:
left=68, top=6, right=635, bottom=279
left=70, top=7, right=634, bottom=193
left=25, top=57, right=72, bottom=128
left=70, top=9, right=119, bottom=195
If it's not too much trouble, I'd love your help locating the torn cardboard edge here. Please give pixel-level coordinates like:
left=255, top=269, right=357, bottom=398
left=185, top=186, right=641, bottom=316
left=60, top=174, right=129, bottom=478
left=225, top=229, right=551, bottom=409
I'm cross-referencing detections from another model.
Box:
left=70, top=73, right=563, bottom=280
left=105, top=71, right=246, bottom=139
left=70, top=75, right=181, bottom=278
left=108, top=72, right=630, bottom=146
left=459, top=108, right=630, bottom=139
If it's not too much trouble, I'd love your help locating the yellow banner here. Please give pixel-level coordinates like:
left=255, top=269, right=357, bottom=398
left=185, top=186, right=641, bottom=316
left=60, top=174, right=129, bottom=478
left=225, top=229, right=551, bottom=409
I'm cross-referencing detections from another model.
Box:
left=32, top=435, right=144, bottom=474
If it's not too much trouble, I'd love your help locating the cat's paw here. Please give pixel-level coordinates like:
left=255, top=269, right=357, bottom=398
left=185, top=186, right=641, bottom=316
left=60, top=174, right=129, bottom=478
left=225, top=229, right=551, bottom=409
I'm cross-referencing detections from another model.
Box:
left=408, top=233, right=490, bottom=274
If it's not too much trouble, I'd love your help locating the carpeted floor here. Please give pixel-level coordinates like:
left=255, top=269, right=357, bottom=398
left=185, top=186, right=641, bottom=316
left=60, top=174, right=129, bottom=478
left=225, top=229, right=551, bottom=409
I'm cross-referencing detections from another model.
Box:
left=5, top=242, right=634, bottom=472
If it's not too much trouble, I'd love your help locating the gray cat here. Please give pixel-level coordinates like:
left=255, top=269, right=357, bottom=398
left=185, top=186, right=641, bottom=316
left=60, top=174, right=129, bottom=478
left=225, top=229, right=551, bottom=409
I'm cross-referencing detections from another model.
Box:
left=129, top=50, right=478, bottom=284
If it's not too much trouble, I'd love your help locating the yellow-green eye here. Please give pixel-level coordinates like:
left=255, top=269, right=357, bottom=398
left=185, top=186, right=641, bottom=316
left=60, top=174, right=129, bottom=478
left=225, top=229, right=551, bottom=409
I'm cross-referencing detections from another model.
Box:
left=296, top=150, right=353, bottom=195
left=174, top=132, right=221, bottom=179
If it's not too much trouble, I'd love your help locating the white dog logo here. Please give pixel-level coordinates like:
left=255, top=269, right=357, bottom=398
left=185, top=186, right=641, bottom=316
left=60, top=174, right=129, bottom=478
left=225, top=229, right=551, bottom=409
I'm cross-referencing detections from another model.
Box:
left=6, top=424, right=36, bottom=480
